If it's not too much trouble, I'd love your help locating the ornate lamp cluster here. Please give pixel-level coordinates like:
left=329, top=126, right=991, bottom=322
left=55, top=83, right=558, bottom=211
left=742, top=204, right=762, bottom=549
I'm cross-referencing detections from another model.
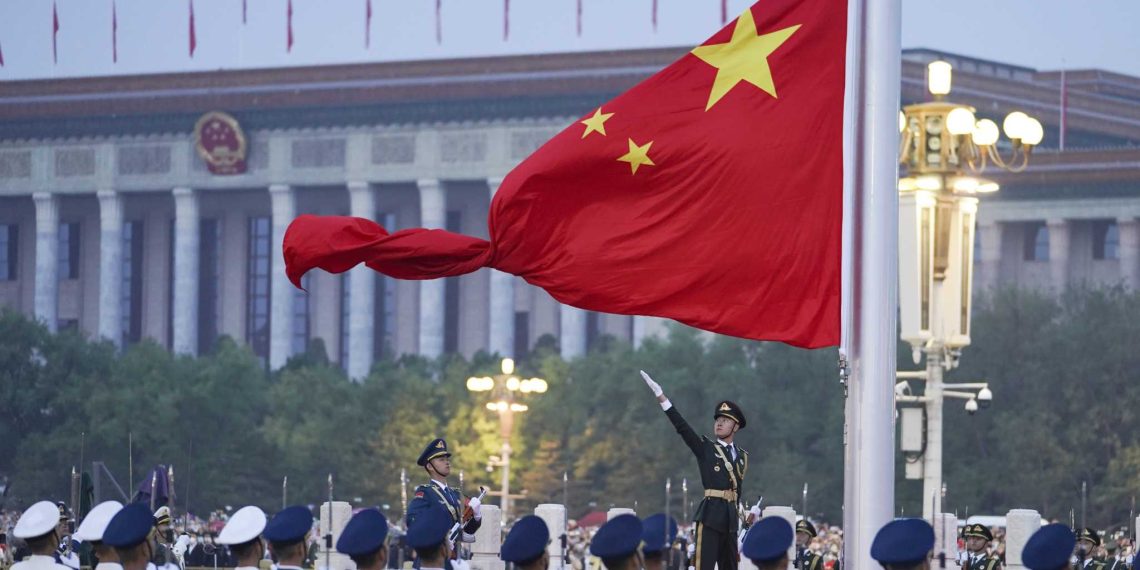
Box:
left=899, top=60, right=1044, bottom=194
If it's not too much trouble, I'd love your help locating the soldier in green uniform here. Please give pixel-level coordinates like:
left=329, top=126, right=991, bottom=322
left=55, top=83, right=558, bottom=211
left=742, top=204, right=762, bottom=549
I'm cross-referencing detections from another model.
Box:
left=640, top=370, right=749, bottom=570
left=962, top=524, right=1001, bottom=570
left=793, top=520, right=823, bottom=570
left=1074, top=528, right=1107, bottom=570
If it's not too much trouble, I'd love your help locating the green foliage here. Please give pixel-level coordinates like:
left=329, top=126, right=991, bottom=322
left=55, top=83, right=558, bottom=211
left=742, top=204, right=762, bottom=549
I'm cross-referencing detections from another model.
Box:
left=2, top=285, right=1139, bottom=528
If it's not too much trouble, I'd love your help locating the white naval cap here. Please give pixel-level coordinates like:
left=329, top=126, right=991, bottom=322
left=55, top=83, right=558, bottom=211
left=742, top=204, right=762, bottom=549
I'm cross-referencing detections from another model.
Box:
left=14, top=501, right=62, bottom=539
left=74, top=501, right=125, bottom=542
left=216, top=506, right=267, bottom=545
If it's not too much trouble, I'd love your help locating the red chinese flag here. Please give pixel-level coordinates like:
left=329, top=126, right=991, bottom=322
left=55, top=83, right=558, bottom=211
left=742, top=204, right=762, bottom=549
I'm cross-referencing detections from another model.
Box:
left=283, top=0, right=845, bottom=348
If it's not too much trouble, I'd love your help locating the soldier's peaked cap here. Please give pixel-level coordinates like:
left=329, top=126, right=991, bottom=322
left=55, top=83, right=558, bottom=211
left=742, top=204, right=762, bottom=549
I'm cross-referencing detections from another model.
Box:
left=1023, top=524, right=1075, bottom=570
left=1076, top=527, right=1100, bottom=546
left=796, top=519, right=817, bottom=538
left=714, top=400, right=746, bottom=429
left=417, top=438, right=452, bottom=467
left=870, top=518, right=934, bottom=566
left=963, top=523, right=993, bottom=542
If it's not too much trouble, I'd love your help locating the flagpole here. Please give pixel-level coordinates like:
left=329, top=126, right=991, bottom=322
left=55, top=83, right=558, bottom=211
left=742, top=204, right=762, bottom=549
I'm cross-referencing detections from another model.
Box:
left=841, top=0, right=900, bottom=569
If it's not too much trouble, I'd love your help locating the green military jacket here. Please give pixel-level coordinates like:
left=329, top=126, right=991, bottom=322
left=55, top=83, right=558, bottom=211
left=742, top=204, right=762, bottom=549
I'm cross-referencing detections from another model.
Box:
left=665, top=405, right=748, bottom=533
left=963, top=553, right=1002, bottom=570
left=795, top=549, right=824, bottom=570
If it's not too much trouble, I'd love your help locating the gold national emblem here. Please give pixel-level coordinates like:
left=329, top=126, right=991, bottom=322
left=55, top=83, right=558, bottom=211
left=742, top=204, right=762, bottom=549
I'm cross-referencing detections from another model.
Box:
left=194, top=111, right=249, bottom=175
left=436, top=441, right=445, bottom=449
left=720, top=402, right=731, bottom=411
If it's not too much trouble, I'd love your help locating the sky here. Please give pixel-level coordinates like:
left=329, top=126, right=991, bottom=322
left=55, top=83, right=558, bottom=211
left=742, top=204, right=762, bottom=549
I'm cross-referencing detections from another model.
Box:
left=0, top=0, right=1137, bottom=81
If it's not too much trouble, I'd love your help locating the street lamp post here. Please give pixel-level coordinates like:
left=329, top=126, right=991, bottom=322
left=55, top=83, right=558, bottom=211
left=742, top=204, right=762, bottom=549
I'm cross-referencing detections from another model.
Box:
left=467, top=357, right=547, bottom=521
left=897, top=60, right=1036, bottom=520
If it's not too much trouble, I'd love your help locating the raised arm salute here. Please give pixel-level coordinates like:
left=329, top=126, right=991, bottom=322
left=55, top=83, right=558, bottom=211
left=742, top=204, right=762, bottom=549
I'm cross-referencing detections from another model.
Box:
left=640, top=370, right=750, bottom=570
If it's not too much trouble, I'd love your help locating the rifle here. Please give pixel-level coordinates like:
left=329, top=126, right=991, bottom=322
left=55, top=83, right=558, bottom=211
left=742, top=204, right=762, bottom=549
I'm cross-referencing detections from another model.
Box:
left=448, top=487, right=487, bottom=545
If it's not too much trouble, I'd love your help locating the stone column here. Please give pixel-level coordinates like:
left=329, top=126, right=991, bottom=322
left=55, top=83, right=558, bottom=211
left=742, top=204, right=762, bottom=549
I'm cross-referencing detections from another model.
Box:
left=560, top=305, right=587, bottom=359
left=32, top=192, right=60, bottom=332
left=269, top=184, right=296, bottom=369
left=1005, top=509, right=1041, bottom=570
left=317, top=500, right=355, bottom=570
left=471, top=504, right=504, bottom=570
left=1118, top=218, right=1140, bottom=289
left=96, top=190, right=124, bottom=347
left=171, top=187, right=199, bottom=356
left=535, top=504, right=567, bottom=570
left=932, top=513, right=959, bottom=564
left=1047, top=219, right=1070, bottom=291
left=606, top=508, right=635, bottom=520
left=487, top=177, right=516, bottom=358
left=977, top=222, right=1003, bottom=293
left=417, top=178, right=446, bottom=358
left=761, top=506, right=797, bottom=562
left=346, top=181, right=376, bottom=380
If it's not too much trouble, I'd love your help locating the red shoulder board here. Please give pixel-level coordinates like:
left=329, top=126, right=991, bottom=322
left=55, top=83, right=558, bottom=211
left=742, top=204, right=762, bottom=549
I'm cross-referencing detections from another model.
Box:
left=415, top=491, right=424, bottom=498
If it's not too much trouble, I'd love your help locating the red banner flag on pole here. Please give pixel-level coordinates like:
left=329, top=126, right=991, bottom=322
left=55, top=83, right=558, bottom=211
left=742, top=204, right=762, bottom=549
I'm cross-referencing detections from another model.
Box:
left=435, top=0, right=442, bottom=44
left=53, top=1, right=59, bottom=64
left=112, top=0, right=118, bottom=62
left=365, top=0, right=372, bottom=48
left=287, top=0, right=294, bottom=52
left=189, top=0, right=196, bottom=57
left=284, top=0, right=846, bottom=348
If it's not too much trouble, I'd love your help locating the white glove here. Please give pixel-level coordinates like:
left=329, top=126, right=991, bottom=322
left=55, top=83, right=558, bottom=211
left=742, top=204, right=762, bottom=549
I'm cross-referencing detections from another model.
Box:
left=172, top=534, right=191, bottom=558
left=468, top=496, right=482, bottom=520
left=640, top=370, right=664, bottom=397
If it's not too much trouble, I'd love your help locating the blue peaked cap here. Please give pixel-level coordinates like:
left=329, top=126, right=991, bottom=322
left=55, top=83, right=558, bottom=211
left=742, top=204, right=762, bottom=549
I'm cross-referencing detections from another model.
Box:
left=640, top=514, right=678, bottom=554
left=500, top=515, right=549, bottom=563
left=336, top=509, right=390, bottom=557
left=264, top=506, right=313, bottom=544
left=1022, top=524, right=1076, bottom=570
left=870, top=518, right=934, bottom=566
left=406, top=503, right=452, bottom=550
left=590, top=514, right=642, bottom=559
left=103, top=503, right=155, bottom=549
left=742, top=517, right=793, bottom=563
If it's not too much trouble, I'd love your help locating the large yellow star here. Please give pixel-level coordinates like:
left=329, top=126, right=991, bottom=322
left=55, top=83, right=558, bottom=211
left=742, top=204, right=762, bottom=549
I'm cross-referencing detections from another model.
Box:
left=617, top=138, right=655, bottom=175
left=580, top=107, right=614, bottom=138
left=690, top=9, right=800, bottom=110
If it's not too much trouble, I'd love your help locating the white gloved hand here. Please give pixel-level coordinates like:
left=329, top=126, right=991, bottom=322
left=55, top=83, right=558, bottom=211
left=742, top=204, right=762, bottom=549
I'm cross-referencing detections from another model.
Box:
left=172, top=534, right=191, bottom=558
left=640, top=370, right=664, bottom=397
left=468, top=496, right=482, bottom=520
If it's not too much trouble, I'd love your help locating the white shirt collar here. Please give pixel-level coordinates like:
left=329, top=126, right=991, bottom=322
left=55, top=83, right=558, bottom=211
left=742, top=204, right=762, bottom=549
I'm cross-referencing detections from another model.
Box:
left=430, top=479, right=448, bottom=490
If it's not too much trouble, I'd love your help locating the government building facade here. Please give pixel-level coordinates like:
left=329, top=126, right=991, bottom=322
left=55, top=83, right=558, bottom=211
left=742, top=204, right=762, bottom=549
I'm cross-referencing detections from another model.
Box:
left=1, top=48, right=1137, bottom=378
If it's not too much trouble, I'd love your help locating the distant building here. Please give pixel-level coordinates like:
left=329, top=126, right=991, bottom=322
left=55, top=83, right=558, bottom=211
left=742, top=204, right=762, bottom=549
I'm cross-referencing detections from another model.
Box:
left=0, top=48, right=1137, bottom=376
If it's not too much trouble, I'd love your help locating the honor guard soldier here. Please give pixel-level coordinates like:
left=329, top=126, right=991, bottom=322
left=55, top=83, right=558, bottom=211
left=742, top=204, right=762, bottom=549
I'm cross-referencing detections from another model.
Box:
left=74, top=502, right=125, bottom=570
left=641, top=514, right=679, bottom=570
left=589, top=515, right=643, bottom=570
left=264, top=506, right=313, bottom=570
left=103, top=503, right=158, bottom=570
left=741, top=517, right=794, bottom=570
left=640, top=371, right=748, bottom=570
left=151, top=507, right=178, bottom=570
left=407, top=439, right=482, bottom=543
left=500, top=516, right=550, bottom=570
left=870, top=518, right=935, bottom=570
left=406, top=504, right=454, bottom=570
left=337, top=509, right=390, bottom=570
left=54, top=503, right=80, bottom=570
left=793, top=521, right=823, bottom=570
left=12, top=501, right=74, bottom=570
left=1023, top=524, right=1076, bottom=570
left=216, top=507, right=268, bottom=570
left=962, top=524, right=1001, bottom=570
left=1074, top=528, right=1107, bottom=570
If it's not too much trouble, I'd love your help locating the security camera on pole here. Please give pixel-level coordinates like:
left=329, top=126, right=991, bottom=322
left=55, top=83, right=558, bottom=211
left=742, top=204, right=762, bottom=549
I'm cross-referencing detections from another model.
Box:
left=894, top=60, right=1038, bottom=521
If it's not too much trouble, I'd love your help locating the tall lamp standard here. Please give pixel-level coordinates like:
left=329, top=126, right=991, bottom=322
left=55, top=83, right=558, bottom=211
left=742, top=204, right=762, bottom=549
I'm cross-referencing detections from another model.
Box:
left=466, top=358, right=547, bottom=521
left=896, top=60, right=1040, bottom=520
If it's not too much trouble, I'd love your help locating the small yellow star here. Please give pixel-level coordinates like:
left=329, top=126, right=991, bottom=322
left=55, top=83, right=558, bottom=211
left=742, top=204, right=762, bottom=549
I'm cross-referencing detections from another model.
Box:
left=617, top=138, right=655, bottom=175
left=580, top=107, right=615, bottom=138
left=690, top=8, right=800, bottom=110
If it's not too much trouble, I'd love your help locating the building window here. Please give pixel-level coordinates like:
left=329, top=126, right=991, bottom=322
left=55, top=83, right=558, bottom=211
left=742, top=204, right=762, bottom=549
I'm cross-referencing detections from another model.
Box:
left=292, top=274, right=310, bottom=356
left=513, top=311, right=530, bottom=360
left=58, top=222, right=80, bottom=279
left=1093, top=221, right=1119, bottom=260
left=198, top=219, right=222, bottom=353
left=1023, top=222, right=1049, bottom=261
left=443, top=210, right=462, bottom=354
left=247, top=216, right=271, bottom=362
left=121, top=221, right=144, bottom=347
left=0, top=224, right=16, bottom=281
